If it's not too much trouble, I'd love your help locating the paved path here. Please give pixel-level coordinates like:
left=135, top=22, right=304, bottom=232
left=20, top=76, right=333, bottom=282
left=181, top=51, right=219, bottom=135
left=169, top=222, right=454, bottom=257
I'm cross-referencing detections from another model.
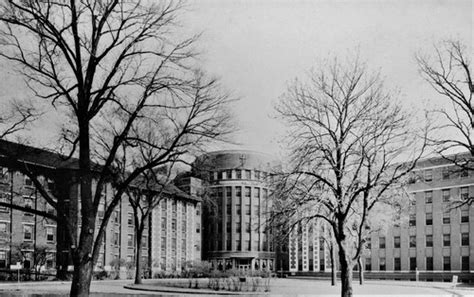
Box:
left=0, top=278, right=472, bottom=296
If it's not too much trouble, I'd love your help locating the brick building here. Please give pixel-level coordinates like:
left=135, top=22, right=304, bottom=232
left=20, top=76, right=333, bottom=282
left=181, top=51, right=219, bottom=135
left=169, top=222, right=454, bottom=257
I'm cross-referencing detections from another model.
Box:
left=0, top=140, right=201, bottom=276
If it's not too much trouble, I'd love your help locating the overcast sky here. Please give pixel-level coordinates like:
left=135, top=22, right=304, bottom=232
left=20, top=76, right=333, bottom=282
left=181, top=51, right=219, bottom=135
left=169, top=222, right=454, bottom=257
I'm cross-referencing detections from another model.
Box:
left=0, top=1, right=471, bottom=158
left=181, top=0, right=472, bottom=157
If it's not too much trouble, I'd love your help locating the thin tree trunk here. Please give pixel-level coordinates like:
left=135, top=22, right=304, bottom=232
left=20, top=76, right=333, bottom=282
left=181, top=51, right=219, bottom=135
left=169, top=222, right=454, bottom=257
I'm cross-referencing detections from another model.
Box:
left=330, top=243, right=336, bottom=286
left=134, top=227, right=143, bottom=285
left=358, top=257, right=364, bottom=285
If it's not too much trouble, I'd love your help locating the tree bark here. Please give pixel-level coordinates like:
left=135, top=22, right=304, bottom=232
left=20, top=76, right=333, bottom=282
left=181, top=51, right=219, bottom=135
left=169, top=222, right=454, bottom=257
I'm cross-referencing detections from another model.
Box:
left=338, top=245, right=353, bottom=297
left=358, top=257, right=364, bottom=285
left=134, top=227, right=143, bottom=285
left=70, top=260, right=93, bottom=297
left=330, top=243, right=336, bottom=286
left=70, top=113, right=95, bottom=296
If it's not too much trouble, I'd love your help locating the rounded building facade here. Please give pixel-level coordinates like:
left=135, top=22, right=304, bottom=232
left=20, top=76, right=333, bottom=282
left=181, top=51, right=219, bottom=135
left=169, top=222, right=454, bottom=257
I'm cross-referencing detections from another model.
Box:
left=193, top=150, right=279, bottom=271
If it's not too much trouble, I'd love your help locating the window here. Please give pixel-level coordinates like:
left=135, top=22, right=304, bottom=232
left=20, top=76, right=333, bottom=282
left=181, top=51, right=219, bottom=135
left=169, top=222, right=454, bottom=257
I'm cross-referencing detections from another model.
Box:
left=127, top=213, right=133, bottom=225
left=442, top=168, right=450, bottom=180
left=226, top=170, right=232, bottom=179
left=98, top=203, right=104, bottom=218
left=46, top=226, right=54, bottom=242
left=127, top=234, right=134, bottom=248
left=442, top=189, right=450, bottom=202
left=426, top=213, right=432, bottom=225
left=226, top=239, right=231, bottom=251
left=161, top=237, right=166, bottom=251
left=379, top=257, right=386, bottom=271
left=113, top=210, right=119, bottom=223
left=244, top=240, right=250, bottom=251
left=462, top=256, right=469, bottom=271
left=394, top=257, right=401, bottom=271
left=409, top=214, right=416, bottom=227
left=217, top=171, right=223, bottom=180
left=394, top=236, right=400, bottom=248
left=236, top=240, right=241, bottom=250
left=245, top=204, right=251, bottom=215
left=245, top=222, right=250, bottom=233
left=236, top=170, right=242, bottom=179
left=424, top=169, right=432, bottom=182
left=0, top=222, right=7, bottom=234
left=426, top=235, right=433, bottom=247
left=461, top=233, right=469, bottom=246
left=365, top=258, right=371, bottom=271
left=46, top=203, right=55, bottom=216
left=410, top=257, right=416, bottom=271
left=424, top=191, right=432, bottom=204
left=410, top=194, right=416, bottom=206
left=443, top=256, right=451, bottom=271
left=0, top=193, right=9, bottom=212
left=0, top=251, right=6, bottom=268
left=236, top=222, right=241, bottom=233
left=171, top=218, right=176, bottom=230
left=196, top=223, right=200, bottom=233
left=161, top=217, right=167, bottom=230
left=409, top=236, right=416, bottom=248
left=24, top=196, right=33, bottom=215
left=236, top=204, right=241, bottom=215
left=142, top=236, right=148, bottom=249
left=379, top=237, right=385, bottom=249
left=23, top=225, right=33, bottom=241
left=426, top=257, right=433, bottom=271
left=24, top=176, right=33, bottom=187
left=196, top=204, right=200, bottom=216
left=443, top=212, right=450, bottom=224
left=461, top=210, right=469, bottom=223
left=460, top=187, right=469, bottom=200
left=235, top=186, right=241, bottom=198
left=443, top=234, right=450, bottom=246
left=366, top=237, right=371, bottom=249
left=114, top=232, right=119, bottom=246
left=245, top=170, right=251, bottom=179
left=209, top=171, right=214, bottom=181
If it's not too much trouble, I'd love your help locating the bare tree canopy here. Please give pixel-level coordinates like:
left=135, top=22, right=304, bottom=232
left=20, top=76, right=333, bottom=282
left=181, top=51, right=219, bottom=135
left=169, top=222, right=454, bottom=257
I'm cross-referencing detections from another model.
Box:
left=274, top=56, right=427, bottom=297
left=0, top=1, right=233, bottom=295
left=417, top=40, right=473, bottom=168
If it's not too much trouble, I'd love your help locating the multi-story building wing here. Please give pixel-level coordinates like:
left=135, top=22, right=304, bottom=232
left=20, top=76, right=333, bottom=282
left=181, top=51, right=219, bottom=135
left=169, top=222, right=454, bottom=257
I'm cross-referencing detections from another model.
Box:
left=285, top=153, right=473, bottom=282
left=0, top=140, right=201, bottom=277
left=190, top=150, right=279, bottom=271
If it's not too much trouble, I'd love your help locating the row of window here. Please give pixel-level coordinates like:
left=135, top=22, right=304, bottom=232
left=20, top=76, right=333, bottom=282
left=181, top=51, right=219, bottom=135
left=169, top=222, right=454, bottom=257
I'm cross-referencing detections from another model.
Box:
left=408, top=210, right=469, bottom=227
left=0, top=167, right=55, bottom=190
left=365, top=256, right=470, bottom=271
left=4, top=224, right=56, bottom=242
left=417, top=187, right=470, bottom=204
left=415, top=166, right=470, bottom=183
left=373, top=233, right=470, bottom=249
left=209, top=239, right=274, bottom=252
left=0, top=193, right=56, bottom=215
left=209, top=169, right=273, bottom=182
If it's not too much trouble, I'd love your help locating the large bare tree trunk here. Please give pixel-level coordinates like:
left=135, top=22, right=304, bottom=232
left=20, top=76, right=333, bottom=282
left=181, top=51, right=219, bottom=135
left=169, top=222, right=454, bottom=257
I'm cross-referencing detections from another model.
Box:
left=358, top=257, right=364, bottom=285
left=71, top=260, right=94, bottom=296
left=338, top=245, right=353, bottom=297
left=70, top=115, right=95, bottom=297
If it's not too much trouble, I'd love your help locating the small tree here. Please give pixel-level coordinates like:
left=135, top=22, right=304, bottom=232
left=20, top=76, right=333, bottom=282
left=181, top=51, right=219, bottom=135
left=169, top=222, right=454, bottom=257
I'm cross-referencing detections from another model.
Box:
left=11, top=242, right=49, bottom=279
left=274, top=55, right=427, bottom=297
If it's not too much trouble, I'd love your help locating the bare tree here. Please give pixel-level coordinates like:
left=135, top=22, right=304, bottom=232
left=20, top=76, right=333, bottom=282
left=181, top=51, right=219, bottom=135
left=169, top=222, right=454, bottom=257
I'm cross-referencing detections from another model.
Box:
left=124, top=167, right=179, bottom=285
left=274, top=56, right=426, bottom=297
left=417, top=39, right=473, bottom=206
left=0, top=1, right=233, bottom=295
